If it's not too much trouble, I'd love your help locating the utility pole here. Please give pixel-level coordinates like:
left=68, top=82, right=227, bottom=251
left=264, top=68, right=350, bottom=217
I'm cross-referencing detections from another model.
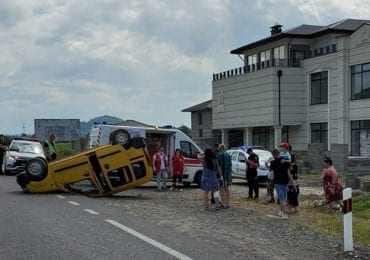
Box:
left=22, top=123, right=26, bottom=136
left=277, top=70, right=283, bottom=126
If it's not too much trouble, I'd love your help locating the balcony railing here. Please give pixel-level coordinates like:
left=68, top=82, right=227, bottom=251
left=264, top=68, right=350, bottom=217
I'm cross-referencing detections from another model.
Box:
left=213, top=58, right=301, bottom=81
left=303, top=44, right=337, bottom=59
left=213, top=43, right=338, bottom=81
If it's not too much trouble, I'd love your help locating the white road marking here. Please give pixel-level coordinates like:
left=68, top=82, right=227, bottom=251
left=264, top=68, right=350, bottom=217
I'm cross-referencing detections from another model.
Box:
left=68, top=201, right=80, bottom=206
left=84, top=209, right=99, bottom=215
left=56, top=195, right=65, bottom=199
left=105, top=219, right=192, bottom=260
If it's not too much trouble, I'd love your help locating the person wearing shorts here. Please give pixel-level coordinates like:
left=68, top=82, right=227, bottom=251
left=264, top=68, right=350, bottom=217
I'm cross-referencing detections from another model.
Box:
left=269, top=149, right=294, bottom=220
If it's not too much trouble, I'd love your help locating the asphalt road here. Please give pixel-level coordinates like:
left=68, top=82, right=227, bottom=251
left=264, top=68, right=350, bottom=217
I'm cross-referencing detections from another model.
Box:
left=0, top=175, right=235, bottom=260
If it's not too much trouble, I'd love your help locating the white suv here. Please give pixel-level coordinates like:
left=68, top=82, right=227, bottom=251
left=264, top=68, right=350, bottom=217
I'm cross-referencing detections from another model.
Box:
left=227, top=147, right=272, bottom=182
left=2, top=138, right=46, bottom=175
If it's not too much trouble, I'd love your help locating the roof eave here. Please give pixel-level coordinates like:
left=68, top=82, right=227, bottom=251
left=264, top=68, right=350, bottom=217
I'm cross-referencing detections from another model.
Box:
left=230, top=29, right=353, bottom=55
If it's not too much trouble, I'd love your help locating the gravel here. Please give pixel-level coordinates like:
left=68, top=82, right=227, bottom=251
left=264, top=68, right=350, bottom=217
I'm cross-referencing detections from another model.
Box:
left=101, top=178, right=370, bottom=260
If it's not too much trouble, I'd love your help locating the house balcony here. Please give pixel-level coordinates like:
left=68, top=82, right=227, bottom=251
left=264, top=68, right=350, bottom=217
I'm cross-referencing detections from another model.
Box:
left=213, top=58, right=301, bottom=81
left=213, top=43, right=337, bottom=81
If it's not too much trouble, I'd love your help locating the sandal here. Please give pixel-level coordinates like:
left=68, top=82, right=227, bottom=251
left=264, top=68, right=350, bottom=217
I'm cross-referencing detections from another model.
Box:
left=204, top=206, right=210, bottom=210
left=215, top=206, right=221, bottom=210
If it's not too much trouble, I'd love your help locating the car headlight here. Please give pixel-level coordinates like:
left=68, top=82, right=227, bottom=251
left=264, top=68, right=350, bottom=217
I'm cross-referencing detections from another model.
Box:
left=7, top=155, right=17, bottom=161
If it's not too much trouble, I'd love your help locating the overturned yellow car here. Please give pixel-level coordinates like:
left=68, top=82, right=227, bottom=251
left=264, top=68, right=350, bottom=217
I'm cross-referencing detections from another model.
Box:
left=16, top=130, right=153, bottom=196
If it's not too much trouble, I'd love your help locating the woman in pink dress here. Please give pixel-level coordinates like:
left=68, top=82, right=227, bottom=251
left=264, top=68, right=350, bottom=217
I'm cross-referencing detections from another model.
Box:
left=321, top=157, right=343, bottom=210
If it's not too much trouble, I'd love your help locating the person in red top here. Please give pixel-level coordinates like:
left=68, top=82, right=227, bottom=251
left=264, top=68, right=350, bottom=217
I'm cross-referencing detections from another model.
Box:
left=170, top=148, right=184, bottom=191
left=322, top=156, right=343, bottom=210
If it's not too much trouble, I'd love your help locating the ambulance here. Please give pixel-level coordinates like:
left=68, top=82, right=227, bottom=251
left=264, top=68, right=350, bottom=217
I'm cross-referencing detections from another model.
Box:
left=88, top=124, right=203, bottom=187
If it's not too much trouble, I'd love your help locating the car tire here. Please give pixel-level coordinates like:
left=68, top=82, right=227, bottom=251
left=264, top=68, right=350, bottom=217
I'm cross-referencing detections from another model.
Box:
left=110, top=129, right=132, bottom=149
left=25, top=158, right=47, bottom=182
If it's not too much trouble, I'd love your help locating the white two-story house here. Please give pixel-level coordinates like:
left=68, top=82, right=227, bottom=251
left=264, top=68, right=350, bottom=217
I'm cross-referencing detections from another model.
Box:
left=212, top=19, right=370, bottom=171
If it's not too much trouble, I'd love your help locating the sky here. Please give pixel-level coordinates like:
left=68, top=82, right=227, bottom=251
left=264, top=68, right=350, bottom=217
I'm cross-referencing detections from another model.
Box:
left=1, top=0, right=370, bottom=135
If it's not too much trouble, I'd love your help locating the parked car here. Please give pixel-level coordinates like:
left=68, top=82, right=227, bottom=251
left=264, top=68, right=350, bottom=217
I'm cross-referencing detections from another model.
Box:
left=2, top=138, right=46, bottom=175
left=16, top=130, right=153, bottom=196
left=227, top=146, right=273, bottom=182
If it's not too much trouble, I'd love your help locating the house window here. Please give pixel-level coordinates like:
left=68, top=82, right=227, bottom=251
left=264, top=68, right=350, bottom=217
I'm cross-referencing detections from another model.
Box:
left=260, top=49, right=271, bottom=68
left=199, top=129, right=203, bottom=137
left=198, top=111, right=203, bottom=125
left=228, top=130, right=243, bottom=148
left=311, top=123, right=328, bottom=147
left=351, top=120, right=370, bottom=156
left=311, top=71, right=328, bottom=105
left=273, top=46, right=285, bottom=66
left=247, top=54, right=258, bottom=71
left=351, top=63, right=370, bottom=100
left=252, top=127, right=271, bottom=148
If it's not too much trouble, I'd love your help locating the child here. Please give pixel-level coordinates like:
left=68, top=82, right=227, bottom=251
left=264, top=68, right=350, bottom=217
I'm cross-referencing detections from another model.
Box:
left=265, top=149, right=280, bottom=203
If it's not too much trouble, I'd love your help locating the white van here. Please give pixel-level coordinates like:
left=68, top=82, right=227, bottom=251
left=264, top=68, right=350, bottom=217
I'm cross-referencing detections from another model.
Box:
left=88, top=124, right=203, bottom=187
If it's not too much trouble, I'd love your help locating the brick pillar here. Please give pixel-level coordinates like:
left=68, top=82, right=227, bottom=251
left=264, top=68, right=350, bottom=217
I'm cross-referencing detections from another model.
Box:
left=330, top=144, right=348, bottom=173
left=307, top=143, right=325, bottom=171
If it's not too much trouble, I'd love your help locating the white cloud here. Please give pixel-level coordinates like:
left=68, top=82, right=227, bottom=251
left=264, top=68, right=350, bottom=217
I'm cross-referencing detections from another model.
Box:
left=0, top=0, right=369, bottom=134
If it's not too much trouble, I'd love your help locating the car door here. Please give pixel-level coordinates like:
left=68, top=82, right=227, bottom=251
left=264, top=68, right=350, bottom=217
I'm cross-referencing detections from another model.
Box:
left=230, top=151, right=238, bottom=175
left=236, top=152, right=247, bottom=178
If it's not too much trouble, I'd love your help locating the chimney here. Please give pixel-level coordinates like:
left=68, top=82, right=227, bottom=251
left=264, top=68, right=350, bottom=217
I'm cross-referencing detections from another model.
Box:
left=270, top=23, right=283, bottom=35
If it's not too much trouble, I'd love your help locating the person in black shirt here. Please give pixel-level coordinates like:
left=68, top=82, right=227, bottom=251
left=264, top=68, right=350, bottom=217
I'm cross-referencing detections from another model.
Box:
left=246, top=148, right=259, bottom=200
left=269, top=149, right=294, bottom=219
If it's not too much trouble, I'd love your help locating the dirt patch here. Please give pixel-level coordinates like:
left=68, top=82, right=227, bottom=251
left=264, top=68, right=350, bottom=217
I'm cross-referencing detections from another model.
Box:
left=101, top=175, right=370, bottom=260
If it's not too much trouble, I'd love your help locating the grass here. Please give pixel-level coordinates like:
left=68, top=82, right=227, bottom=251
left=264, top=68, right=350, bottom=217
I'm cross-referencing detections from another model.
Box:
left=300, top=195, right=370, bottom=246
left=55, top=143, right=74, bottom=158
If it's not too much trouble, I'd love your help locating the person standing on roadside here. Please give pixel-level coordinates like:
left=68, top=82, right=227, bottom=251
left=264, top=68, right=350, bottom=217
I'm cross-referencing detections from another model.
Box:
left=246, top=148, right=259, bottom=200
left=0, top=135, right=7, bottom=174
left=170, top=148, right=184, bottom=191
left=216, top=144, right=232, bottom=208
left=270, top=149, right=294, bottom=220
left=153, top=147, right=168, bottom=191
left=287, top=145, right=299, bottom=213
left=44, top=133, right=57, bottom=162
left=211, top=144, right=219, bottom=204
left=322, top=156, right=343, bottom=210
left=197, top=148, right=221, bottom=210
left=265, top=150, right=277, bottom=203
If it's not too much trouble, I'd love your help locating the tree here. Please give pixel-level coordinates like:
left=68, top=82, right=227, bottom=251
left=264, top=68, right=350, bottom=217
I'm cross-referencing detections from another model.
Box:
left=177, top=125, right=192, bottom=138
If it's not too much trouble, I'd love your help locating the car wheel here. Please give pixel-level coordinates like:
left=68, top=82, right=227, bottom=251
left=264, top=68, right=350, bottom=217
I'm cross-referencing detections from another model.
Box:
left=25, top=158, right=47, bottom=181
left=110, top=129, right=132, bottom=149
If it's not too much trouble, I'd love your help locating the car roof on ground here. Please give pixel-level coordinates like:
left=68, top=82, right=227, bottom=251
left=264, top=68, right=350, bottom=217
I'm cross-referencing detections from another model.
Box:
left=228, top=145, right=266, bottom=151
left=11, top=139, right=41, bottom=144
left=13, top=137, right=40, bottom=142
